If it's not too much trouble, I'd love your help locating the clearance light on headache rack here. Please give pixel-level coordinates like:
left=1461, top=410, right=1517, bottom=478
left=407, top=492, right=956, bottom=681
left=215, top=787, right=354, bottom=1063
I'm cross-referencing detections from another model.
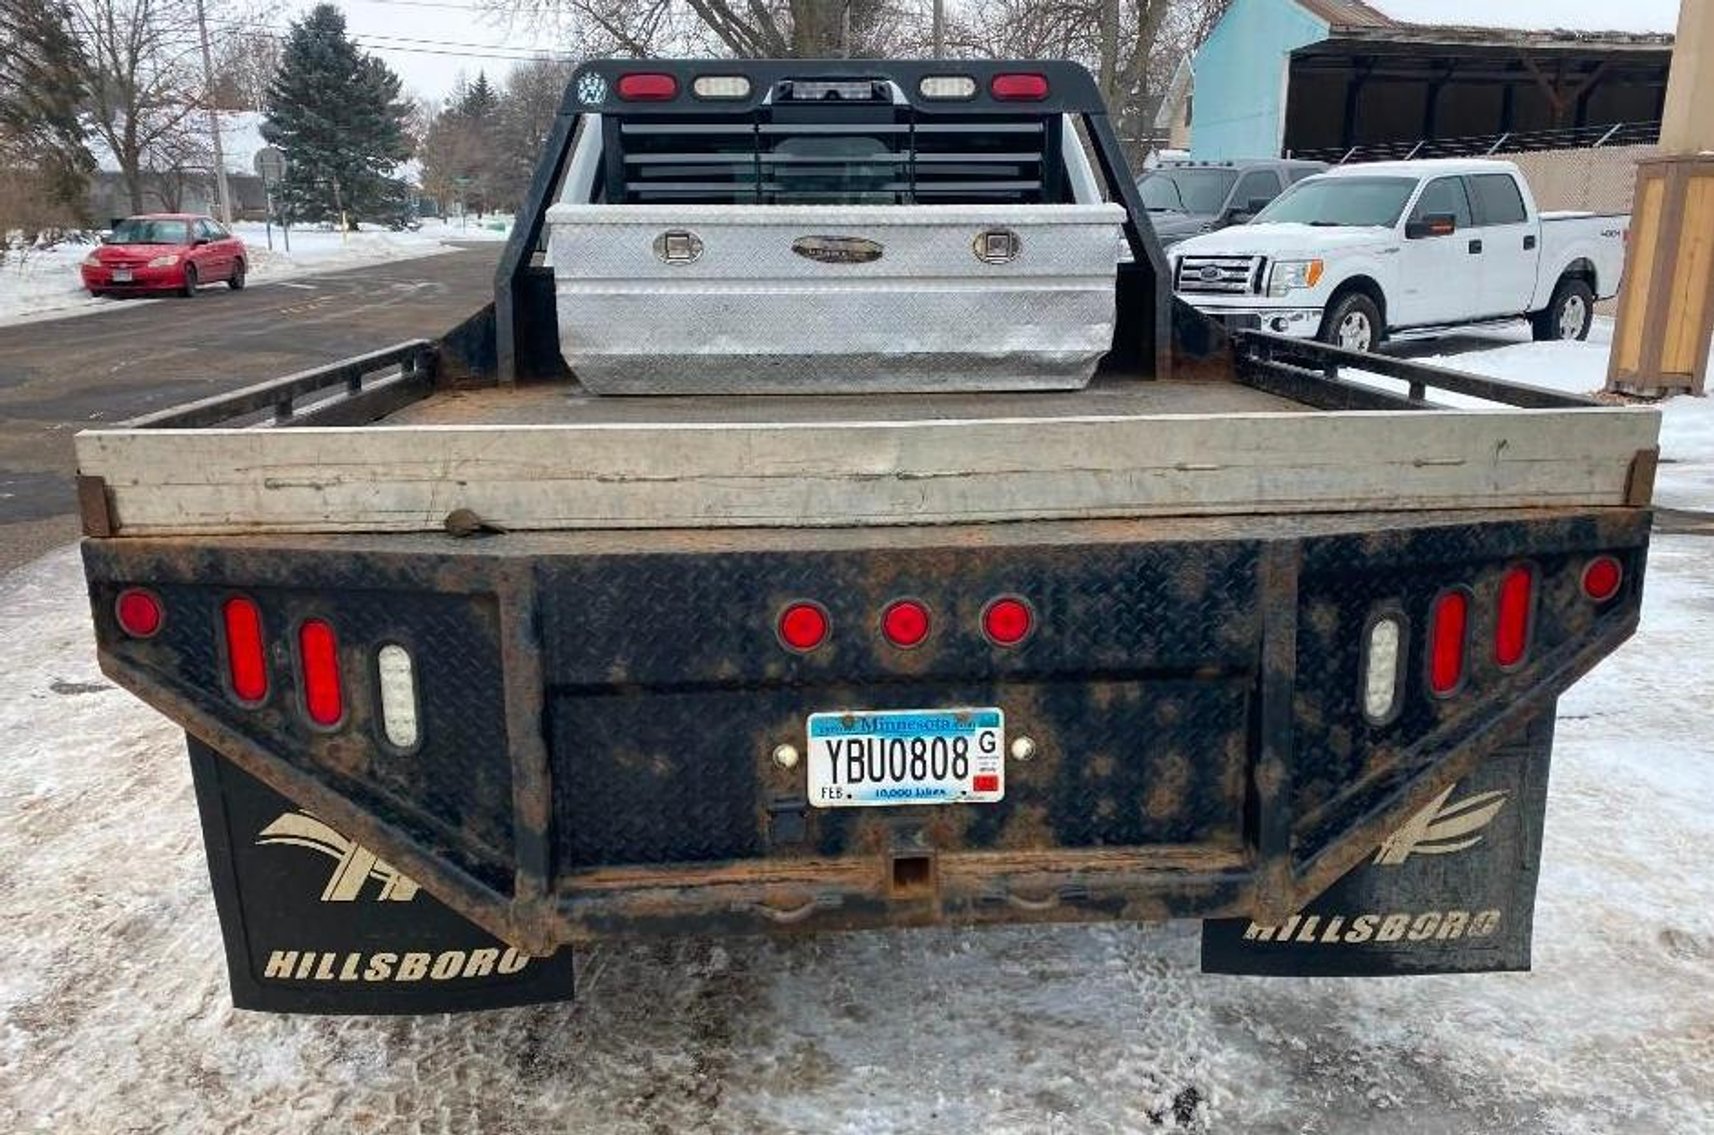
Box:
left=692, top=75, right=750, bottom=99
left=918, top=75, right=977, bottom=100
left=990, top=73, right=1049, bottom=101
left=616, top=72, right=677, bottom=101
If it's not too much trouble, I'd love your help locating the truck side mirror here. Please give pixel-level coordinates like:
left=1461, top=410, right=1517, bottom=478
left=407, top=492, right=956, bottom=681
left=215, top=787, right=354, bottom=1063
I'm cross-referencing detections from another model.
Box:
left=1406, top=213, right=1457, bottom=239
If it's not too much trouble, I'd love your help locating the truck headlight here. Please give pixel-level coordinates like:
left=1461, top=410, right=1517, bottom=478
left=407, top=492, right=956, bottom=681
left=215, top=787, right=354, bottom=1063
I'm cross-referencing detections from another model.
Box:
left=147, top=254, right=180, bottom=268
left=1267, top=259, right=1324, bottom=298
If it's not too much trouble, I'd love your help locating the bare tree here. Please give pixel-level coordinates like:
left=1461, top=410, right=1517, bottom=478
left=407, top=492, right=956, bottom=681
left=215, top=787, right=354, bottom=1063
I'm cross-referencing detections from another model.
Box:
left=69, top=0, right=206, bottom=213
left=488, top=0, right=921, bottom=58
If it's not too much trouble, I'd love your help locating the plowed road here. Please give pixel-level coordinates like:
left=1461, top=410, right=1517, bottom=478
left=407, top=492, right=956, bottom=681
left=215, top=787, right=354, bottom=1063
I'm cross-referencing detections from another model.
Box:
left=0, top=243, right=503, bottom=573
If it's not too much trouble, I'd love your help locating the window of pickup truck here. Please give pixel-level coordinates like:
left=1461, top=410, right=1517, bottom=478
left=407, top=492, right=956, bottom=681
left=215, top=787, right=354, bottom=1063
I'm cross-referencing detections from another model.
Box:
left=1469, top=173, right=1528, bottom=226
left=1252, top=176, right=1415, bottom=227
left=1410, top=176, right=1474, bottom=228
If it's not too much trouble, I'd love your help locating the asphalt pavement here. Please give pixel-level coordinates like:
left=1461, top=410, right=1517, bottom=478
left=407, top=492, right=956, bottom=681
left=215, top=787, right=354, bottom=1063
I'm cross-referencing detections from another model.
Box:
left=0, top=243, right=503, bottom=574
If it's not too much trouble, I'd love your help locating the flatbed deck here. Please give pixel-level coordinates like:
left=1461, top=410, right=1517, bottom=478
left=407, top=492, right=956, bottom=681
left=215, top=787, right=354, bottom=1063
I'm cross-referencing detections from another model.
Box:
left=381, top=374, right=1309, bottom=428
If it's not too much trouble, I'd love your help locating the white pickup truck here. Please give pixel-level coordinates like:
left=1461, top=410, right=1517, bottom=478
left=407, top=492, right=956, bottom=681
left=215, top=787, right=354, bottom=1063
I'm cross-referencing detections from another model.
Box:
left=1168, top=158, right=1627, bottom=351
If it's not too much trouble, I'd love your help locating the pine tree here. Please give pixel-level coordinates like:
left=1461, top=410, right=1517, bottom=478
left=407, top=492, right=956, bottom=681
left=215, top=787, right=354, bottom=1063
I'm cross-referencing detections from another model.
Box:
left=262, top=4, right=414, bottom=227
left=457, top=71, right=498, bottom=122
left=0, top=0, right=94, bottom=219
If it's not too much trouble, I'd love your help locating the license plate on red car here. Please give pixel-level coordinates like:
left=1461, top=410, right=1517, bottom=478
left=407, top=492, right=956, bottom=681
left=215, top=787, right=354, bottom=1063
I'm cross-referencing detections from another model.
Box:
left=112, top=269, right=132, bottom=282
left=806, top=708, right=1005, bottom=808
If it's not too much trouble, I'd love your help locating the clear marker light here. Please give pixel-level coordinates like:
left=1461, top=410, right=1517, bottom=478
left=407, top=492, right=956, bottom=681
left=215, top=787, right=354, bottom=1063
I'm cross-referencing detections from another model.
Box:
left=919, top=75, right=977, bottom=99
left=1362, top=616, right=1403, bottom=722
left=376, top=644, right=419, bottom=749
left=692, top=75, right=750, bottom=99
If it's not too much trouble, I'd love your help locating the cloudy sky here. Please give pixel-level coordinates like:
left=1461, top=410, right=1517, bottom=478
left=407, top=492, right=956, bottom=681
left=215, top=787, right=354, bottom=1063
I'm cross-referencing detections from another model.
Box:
left=276, top=0, right=576, bottom=104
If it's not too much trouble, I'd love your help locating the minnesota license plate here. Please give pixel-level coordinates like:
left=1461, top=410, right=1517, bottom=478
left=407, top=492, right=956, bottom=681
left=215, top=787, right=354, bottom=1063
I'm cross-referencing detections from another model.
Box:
left=112, top=269, right=133, bottom=282
left=806, top=708, right=1004, bottom=808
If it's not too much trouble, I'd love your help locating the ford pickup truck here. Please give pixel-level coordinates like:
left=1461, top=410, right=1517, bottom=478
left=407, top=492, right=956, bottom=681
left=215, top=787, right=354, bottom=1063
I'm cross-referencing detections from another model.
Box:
left=73, top=62, right=1658, bottom=1013
left=1169, top=158, right=1627, bottom=350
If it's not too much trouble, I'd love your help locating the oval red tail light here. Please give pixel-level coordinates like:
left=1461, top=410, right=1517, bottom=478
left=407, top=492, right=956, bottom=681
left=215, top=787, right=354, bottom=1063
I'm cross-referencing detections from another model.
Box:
left=115, top=588, right=163, bottom=638
left=1428, top=590, right=1469, bottom=696
left=298, top=619, right=344, bottom=726
left=1494, top=567, right=1534, bottom=669
left=882, top=600, right=931, bottom=648
left=617, top=72, right=678, bottom=101
left=222, top=597, right=269, bottom=702
left=1582, top=555, right=1623, bottom=602
left=778, top=602, right=829, bottom=652
left=982, top=596, right=1034, bottom=646
left=990, top=73, right=1049, bottom=100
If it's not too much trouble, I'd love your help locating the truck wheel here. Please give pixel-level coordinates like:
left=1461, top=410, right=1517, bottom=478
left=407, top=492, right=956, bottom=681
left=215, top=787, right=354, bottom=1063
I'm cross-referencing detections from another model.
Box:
left=1318, top=293, right=1383, bottom=352
left=180, top=264, right=198, bottom=298
left=1533, top=279, right=1594, bottom=342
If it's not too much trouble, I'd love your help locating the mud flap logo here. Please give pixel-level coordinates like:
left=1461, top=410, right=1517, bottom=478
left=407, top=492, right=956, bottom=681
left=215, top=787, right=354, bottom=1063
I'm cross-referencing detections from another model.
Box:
left=1373, top=786, right=1507, bottom=866
left=256, top=811, right=421, bottom=902
left=1201, top=720, right=1553, bottom=978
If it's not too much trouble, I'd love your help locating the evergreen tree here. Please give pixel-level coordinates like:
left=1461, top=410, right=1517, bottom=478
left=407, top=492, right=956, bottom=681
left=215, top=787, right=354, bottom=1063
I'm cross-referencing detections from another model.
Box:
left=0, top=0, right=94, bottom=218
left=262, top=4, right=413, bottom=227
left=457, top=71, right=498, bottom=122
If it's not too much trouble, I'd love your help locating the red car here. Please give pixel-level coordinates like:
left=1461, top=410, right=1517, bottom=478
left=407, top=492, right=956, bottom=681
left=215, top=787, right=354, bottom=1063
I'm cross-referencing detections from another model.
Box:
left=81, top=213, right=248, bottom=298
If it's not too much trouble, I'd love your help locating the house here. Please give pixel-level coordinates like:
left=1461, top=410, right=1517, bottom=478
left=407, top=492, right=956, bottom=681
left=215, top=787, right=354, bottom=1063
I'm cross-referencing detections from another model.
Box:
left=1179, top=0, right=1676, bottom=161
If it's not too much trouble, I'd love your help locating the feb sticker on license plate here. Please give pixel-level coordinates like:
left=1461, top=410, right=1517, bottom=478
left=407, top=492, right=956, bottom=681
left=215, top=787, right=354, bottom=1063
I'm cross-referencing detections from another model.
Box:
left=806, top=708, right=1004, bottom=808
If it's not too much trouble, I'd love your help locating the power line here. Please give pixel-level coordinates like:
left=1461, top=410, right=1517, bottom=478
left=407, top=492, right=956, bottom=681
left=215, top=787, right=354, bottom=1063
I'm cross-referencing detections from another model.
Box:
left=203, top=18, right=575, bottom=62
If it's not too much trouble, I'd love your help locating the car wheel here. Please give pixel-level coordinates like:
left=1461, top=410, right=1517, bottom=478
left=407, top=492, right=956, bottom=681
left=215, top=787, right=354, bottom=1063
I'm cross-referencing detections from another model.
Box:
left=228, top=259, right=246, bottom=290
left=180, top=264, right=198, bottom=298
left=1317, top=292, right=1383, bottom=352
left=1532, top=278, right=1595, bottom=342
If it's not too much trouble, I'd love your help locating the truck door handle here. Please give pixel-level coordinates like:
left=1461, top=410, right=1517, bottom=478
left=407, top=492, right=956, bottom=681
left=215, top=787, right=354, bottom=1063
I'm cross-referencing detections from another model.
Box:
left=1524, top=235, right=1537, bottom=250
left=1468, top=239, right=1483, bottom=254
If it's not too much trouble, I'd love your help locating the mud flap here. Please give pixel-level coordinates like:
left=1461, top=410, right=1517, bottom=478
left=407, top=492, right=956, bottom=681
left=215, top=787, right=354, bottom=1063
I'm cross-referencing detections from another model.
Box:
left=187, top=736, right=576, bottom=1014
left=1201, top=711, right=1554, bottom=976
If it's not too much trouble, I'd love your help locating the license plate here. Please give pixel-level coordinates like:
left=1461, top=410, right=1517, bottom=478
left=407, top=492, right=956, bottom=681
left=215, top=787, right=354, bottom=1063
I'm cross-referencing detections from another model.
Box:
left=112, top=269, right=133, bottom=282
left=806, top=708, right=1004, bottom=808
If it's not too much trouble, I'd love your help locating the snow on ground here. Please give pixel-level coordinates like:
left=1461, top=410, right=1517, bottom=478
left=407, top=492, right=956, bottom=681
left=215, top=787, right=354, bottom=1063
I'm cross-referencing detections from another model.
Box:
left=1, top=326, right=1711, bottom=1131
left=1358, top=317, right=1714, bottom=513
left=0, top=215, right=512, bottom=328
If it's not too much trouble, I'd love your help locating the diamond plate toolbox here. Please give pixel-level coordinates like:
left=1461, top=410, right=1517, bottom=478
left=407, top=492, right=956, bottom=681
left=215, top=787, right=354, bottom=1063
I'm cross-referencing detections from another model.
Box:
left=545, top=203, right=1125, bottom=394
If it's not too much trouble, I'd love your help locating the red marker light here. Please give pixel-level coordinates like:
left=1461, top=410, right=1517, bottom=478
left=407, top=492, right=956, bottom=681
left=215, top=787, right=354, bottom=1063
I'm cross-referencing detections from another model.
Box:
left=115, top=588, right=163, bottom=638
left=617, top=72, right=677, bottom=101
left=982, top=596, right=1034, bottom=646
left=222, top=597, right=269, bottom=702
left=1582, top=556, right=1623, bottom=602
left=990, top=73, right=1049, bottom=100
left=778, top=602, right=829, bottom=652
left=882, top=600, right=931, bottom=648
left=1494, top=566, right=1534, bottom=669
left=298, top=619, right=343, bottom=726
left=1428, top=590, right=1469, bottom=696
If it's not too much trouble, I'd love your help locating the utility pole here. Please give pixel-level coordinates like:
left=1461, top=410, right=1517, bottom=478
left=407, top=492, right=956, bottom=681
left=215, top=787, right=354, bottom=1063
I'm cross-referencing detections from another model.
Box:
left=1607, top=2, right=1713, bottom=397
left=932, top=0, right=945, bottom=56
left=193, top=0, right=233, bottom=224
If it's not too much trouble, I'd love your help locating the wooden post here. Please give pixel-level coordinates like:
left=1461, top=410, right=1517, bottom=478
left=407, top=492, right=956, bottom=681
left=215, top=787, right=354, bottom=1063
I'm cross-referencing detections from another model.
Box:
left=1607, top=2, right=1714, bottom=397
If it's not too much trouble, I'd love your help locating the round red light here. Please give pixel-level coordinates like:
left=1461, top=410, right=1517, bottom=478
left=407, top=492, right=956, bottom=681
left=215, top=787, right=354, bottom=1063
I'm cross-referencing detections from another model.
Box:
left=778, top=602, right=829, bottom=652
left=982, top=596, right=1034, bottom=646
left=1582, top=556, right=1623, bottom=602
left=115, top=588, right=163, bottom=637
left=881, top=600, right=931, bottom=648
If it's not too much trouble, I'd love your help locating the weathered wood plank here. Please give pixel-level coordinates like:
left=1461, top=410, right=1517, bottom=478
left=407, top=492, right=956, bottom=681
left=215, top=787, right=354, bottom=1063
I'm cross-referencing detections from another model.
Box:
left=75, top=407, right=1661, bottom=536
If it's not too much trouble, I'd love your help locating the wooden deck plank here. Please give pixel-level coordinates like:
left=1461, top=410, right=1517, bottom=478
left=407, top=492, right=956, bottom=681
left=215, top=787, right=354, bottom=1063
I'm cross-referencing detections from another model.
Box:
left=76, top=405, right=1660, bottom=536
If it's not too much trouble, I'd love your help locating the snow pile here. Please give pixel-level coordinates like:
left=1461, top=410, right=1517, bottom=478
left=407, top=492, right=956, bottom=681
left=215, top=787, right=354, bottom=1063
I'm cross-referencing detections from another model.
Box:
left=0, top=215, right=513, bottom=328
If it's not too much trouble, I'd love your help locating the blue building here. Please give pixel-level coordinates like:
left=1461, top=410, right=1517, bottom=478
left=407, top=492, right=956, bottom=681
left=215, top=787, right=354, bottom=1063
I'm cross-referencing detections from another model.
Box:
left=1185, top=0, right=1674, bottom=162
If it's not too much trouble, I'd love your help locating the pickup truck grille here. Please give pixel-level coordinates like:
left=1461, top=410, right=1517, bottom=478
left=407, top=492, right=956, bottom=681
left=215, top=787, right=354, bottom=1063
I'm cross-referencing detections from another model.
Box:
left=1176, top=255, right=1264, bottom=295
